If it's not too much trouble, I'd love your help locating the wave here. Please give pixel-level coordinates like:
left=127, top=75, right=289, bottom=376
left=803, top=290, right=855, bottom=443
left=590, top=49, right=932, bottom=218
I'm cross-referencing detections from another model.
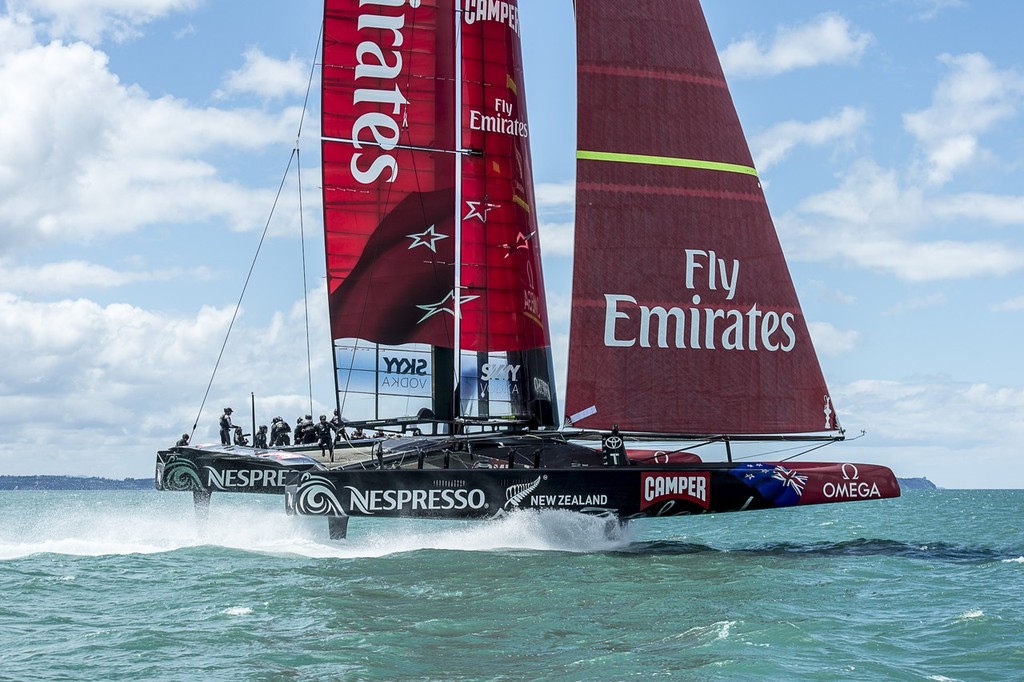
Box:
left=613, top=538, right=1016, bottom=563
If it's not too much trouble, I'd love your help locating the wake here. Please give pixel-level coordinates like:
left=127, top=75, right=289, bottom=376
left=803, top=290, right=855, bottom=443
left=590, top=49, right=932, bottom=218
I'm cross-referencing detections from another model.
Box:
left=0, top=496, right=635, bottom=560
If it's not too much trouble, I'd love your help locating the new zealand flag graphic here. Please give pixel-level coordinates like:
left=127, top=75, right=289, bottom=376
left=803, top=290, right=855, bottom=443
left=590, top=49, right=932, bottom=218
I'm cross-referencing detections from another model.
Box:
left=729, top=463, right=808, bottom=508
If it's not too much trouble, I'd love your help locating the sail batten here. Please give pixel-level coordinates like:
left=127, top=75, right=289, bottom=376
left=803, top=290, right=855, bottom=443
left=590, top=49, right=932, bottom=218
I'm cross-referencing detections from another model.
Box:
left=577, top=150, right=759, bottom=176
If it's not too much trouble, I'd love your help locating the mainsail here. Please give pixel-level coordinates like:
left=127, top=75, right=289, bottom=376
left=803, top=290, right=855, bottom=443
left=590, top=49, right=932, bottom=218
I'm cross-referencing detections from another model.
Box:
left=322, top=0, right=457, bottom=348
left=566, top=0, right=838, bottom=436
left=322, top=0, right=557, bottom=427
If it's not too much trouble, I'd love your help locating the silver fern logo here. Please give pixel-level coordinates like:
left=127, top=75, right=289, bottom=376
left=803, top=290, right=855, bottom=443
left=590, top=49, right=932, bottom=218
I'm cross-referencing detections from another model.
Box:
left=162, top=456, right=203, bottom=492
left=296, top=473, right=345, bottom=516
left=504, top=476, right=544, bottom=510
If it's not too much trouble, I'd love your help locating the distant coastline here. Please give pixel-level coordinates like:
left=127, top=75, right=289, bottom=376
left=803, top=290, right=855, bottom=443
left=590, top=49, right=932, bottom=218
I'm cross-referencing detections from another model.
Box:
left=0, top=476, right=152, bottom=491
left=0, top=475, right=939, bottom=491
left=897, top=477, right=938, bottom=490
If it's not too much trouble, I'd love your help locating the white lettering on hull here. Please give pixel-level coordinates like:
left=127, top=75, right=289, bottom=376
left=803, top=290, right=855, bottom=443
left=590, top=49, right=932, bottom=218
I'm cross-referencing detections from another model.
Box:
left=528, top=494, right=609, bottom=507
left=640, top=473, right=710, bottom=511
left=822, top=481, right=881, bottom=500
left=205, top=467, right=287, bottom=491
left=345, top=487, right=487, bottom=514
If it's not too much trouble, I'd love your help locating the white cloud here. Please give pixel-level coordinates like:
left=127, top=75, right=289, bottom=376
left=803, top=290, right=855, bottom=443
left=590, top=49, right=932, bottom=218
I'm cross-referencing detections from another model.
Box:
left=0, top=288, right=335, bottom=476
left=902, top=0, right=965, bottom=22
left=933, top=193, right=1024, bottom=225
left=752, top=106, right=866, bottom=170
left=904, top=53, right=1024, bottom=185
left=841, top=378, right=1024, bottom=446
left=784, top=161, right=1024, bottom=281
left=991, top=296, right=1024, bottom=312
left=218, top=47, right=310, bottom=100
left=0, top=38, right=303, bottom=249
left=538, top=220, right=574, bottom=258
left=536, top=181, right=575, bottom=207
left=0, top=259, right=201, bottom=294
left=793, top=161, right=927, bottom=229
left=720, top=13, right=872, bottom=79
left=807, top=321, right=859, bottom=356
left=884, top=293, right=946, bottom=315
left=0, top=13, right=37, bottom=55
left=9, top=0, right=200, bottom=42
left=832, top=377, right=1024, bottom=487
left=536, top=181, right=575, bottom=258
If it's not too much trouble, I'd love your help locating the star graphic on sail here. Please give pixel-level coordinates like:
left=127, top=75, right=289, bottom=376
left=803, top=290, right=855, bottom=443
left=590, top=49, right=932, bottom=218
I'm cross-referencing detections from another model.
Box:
left=405, top=224, right=449, bottom=253
left=464, top=200, right=500, bottom=223
left=499, top=230, right=536, bottom=258
left=415, top=289, right=481, bottom=323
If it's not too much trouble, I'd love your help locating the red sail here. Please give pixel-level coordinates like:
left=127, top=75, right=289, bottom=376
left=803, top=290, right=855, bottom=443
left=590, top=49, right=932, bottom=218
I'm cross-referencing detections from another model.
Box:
left=456, top=1, right=558, bottom=426
left=322, top=0, right=457, bottom=347
left=459, top=1, right=551, bottom=353
left=566, top=0, right=838, bottom=436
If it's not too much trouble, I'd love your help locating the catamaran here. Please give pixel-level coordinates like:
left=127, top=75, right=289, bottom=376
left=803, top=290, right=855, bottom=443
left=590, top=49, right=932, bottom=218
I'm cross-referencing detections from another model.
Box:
left=156, top=0, right=899, bottom=538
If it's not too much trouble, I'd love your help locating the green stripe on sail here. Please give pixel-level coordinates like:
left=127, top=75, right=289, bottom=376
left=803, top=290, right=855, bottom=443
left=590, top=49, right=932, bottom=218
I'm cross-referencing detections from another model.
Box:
left=577, top=150, right=758, bottom=177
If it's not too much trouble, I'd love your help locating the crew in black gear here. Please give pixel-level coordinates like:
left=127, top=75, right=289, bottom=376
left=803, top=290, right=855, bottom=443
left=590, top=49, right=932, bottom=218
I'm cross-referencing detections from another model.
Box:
left=219, top=407, right=234, bottom=445
left=254, top=425, right=269, bottom=449
left=315, top=414, right=336, bottom=459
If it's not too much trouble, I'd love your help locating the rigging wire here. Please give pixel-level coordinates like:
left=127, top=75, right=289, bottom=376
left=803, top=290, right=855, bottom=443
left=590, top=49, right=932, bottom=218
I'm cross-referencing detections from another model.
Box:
left=190, top=22, right=323, bottom=440
left=190, top=150, right=298, bottom=440
left=296, top=22, right=323, bottom=419
left=297, top=149, right=314, bottom=418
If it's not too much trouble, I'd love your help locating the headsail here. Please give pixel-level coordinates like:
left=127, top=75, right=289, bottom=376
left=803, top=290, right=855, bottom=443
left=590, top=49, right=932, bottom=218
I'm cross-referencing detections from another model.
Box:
left=566, top=0, right=838, bottom=437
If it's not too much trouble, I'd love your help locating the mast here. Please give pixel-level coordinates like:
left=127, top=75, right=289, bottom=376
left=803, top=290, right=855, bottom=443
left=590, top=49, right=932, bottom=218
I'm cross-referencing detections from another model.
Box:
left=451, top=0, right=465, bottom=428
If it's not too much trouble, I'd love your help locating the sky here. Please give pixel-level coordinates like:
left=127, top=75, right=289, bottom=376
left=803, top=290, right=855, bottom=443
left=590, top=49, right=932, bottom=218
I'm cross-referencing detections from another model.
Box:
left=1, top=0, right=1022, bottom=488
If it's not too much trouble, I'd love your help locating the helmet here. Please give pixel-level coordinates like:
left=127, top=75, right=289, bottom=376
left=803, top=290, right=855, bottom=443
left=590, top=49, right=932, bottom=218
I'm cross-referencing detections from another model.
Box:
left=224, top=407, right=233, bottom=413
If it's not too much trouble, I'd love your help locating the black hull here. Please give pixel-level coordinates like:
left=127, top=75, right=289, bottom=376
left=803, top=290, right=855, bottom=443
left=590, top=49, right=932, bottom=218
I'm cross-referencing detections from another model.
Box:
left=156, top=437, right=901, bottom=526
left=284, top=464, right=899, bottom=520
left=156, top=445, right=321, bottom=496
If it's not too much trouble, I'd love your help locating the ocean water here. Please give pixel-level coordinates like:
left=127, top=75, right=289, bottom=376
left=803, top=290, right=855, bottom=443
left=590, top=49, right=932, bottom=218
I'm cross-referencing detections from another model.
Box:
left=0, top=489, right=1021, bottom=681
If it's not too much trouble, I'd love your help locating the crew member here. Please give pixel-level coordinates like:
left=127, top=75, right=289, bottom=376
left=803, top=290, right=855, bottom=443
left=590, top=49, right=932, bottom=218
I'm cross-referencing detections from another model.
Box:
left=176, top=434, right=190, bottom=446
left=272, top=417, right=291, bottom=446
left=315, top=414, right=335, bottom=459
left=302, top=415, right=317, bottom=444
left=219, top=407, right=234, bottom=445
left=330, top=409, right=344, bottom=443
left=254, top=425, right=269, bottom=449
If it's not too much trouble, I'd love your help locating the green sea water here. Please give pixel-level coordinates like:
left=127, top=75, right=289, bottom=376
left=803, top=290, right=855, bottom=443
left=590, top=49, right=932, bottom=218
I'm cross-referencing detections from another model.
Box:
left=0, top=489, right=1021, bottom=681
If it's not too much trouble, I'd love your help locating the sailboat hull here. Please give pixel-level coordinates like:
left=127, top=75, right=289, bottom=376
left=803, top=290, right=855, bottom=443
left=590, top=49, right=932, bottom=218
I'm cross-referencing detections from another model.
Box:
left=156, top=440, right=900, bottom=521
left=284, top=462, right=900, bottom=520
